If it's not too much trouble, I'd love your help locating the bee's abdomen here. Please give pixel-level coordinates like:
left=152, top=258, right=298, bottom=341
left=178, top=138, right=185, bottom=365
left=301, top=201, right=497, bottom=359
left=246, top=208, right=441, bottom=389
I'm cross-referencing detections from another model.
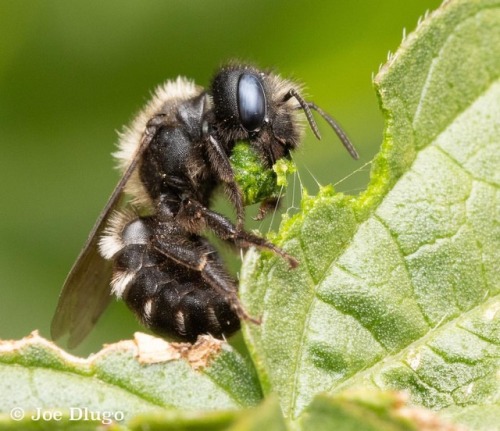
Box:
left=105, top=214, right=241, bottom=341
left=124, top=265, right=240, bottom=341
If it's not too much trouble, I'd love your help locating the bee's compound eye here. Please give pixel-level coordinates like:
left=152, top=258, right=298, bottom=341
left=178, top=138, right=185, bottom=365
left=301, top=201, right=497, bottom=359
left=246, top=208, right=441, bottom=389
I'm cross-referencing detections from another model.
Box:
left=237, top=73, right=266, bottom=132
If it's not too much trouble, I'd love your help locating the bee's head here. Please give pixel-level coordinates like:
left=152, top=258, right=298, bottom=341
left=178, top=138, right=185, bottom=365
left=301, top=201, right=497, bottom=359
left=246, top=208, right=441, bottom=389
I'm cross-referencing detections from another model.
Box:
left=210, top=64, right=303, bottom=164
left=210, top=63, right=358, bottom=165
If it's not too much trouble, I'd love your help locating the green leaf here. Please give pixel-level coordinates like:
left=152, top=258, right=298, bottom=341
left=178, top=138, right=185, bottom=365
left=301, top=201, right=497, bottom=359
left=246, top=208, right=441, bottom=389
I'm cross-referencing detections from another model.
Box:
left=0, top=332, right=261, bottom=429
left=126, top=410, right=238, bottom=431
left=240, top=0, right=500, bottom=428
left=124, top=395, right=286, bottom=431
left=225, top=396, right=287, bottom=431
left=300, top=391, right=462, bottom=431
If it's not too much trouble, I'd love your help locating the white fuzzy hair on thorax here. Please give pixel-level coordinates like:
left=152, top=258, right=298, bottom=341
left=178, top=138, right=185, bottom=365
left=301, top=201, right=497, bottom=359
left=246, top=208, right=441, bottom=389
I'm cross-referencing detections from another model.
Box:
left=113, top=77, right=202, bottom=208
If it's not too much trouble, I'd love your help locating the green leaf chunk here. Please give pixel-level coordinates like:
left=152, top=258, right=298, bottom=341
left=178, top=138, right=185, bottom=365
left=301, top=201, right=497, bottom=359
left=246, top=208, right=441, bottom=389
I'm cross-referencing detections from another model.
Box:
left=230, top=142, right=296, bottom=206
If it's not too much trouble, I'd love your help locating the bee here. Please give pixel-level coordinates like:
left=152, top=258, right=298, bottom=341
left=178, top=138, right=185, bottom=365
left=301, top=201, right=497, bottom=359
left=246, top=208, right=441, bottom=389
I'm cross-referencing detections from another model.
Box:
left=51, top=62, right=358, bottom=348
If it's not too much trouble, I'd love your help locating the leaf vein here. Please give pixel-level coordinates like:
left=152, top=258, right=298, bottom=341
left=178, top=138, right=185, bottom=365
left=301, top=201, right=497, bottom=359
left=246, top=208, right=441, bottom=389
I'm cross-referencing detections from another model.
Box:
left=288, top=238, right=319, bottom=417
left=373, top=213, right=433, bottom=327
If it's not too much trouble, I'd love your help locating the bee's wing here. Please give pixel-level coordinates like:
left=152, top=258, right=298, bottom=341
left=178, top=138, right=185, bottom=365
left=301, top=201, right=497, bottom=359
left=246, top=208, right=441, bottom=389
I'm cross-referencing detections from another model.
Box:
left=51, top=129, right=156, bottom=348
left=50, top=193, right=123, bottom=348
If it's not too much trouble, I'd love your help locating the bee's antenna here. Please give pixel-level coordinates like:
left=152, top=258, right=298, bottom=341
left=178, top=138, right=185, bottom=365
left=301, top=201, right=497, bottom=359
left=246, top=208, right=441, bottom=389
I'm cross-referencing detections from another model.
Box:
left=307, top=102, right=359, bottom=160
left=285, top=89, right=359, bottom=160
left=285, top=89, right=322, bottom=140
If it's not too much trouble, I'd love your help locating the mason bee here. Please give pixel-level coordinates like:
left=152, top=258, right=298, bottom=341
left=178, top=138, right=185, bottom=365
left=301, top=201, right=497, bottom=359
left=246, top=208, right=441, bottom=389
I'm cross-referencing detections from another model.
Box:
left=51, top=62, right=358, bottom=348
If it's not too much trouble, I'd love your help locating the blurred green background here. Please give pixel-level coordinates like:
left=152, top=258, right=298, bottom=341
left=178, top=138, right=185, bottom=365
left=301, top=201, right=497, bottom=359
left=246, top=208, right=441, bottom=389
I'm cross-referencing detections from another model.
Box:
left=0, top=0, right=442, bottom=355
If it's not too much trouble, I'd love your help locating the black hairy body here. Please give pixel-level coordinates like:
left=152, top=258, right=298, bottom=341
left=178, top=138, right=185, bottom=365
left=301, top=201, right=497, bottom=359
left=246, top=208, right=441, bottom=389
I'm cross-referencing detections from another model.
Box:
left=51, top=63, right=357, bottom=347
